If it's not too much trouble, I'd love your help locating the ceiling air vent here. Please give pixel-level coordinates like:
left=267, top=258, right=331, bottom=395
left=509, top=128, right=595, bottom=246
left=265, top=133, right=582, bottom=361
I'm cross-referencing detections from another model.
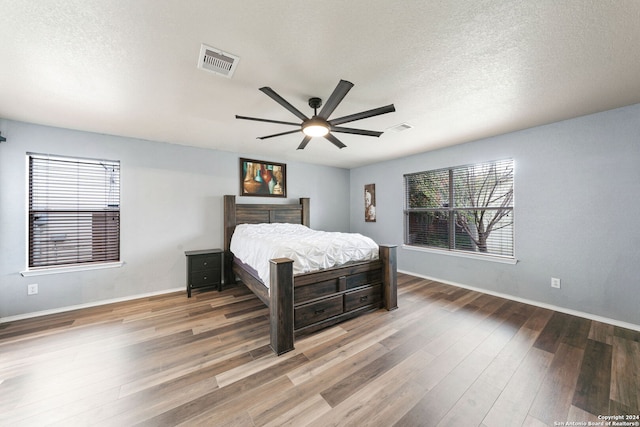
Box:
left=198, top=44, right=239, bottom=78
left=387, top=122, right=413, bottom=132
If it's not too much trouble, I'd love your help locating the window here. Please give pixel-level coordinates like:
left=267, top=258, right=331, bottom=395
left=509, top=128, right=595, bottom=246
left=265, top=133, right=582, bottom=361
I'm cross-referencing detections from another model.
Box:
left=28, top=153, right=120, bottom=269
left=404, top=159, right=514, bottom=259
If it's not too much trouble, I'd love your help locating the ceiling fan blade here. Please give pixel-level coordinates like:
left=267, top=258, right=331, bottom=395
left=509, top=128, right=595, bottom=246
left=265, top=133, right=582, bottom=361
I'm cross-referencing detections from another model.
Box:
left=318, top=79, right=353, bottom=119
left=235, top=115, right=300, bottom=126
left=257, top=129, right=301, bottom=140
left=297, top=135, right=312, bottom=150
left=324, top=133, right=347, bottom=149
left=259, top=87, right=309, bottom=121
left=329, top=104, right=396, bottom=126
left=331, top=126, right=383, bottom=137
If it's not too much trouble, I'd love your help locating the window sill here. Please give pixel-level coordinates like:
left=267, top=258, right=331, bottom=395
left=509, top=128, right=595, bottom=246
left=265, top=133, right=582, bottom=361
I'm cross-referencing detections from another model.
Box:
left=402, top=245, right=518, bottom=265
left=21, top=261, right=124, bottom=277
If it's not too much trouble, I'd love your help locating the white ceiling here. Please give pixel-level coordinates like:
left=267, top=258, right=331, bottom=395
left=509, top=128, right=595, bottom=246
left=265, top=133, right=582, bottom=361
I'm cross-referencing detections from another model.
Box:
left=1, top=1, right=640, bottom=169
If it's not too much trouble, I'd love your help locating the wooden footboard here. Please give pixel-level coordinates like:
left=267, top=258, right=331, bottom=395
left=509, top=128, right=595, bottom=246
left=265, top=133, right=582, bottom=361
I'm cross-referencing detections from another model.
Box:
left=264, top=245, right=397, bottom=355
left=223, top=194, right=398, bottom=355
left=231, top=244, right=398, bottom=355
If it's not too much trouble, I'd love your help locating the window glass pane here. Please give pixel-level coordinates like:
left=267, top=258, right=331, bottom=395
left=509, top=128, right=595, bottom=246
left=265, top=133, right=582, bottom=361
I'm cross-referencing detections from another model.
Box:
left=454, top=210, right=513, bottom=256
left=406, top=169, right=449, bottom=208
left=453, top=159, right=513, bottom=209
left=407, top=211, right=449, bottom=249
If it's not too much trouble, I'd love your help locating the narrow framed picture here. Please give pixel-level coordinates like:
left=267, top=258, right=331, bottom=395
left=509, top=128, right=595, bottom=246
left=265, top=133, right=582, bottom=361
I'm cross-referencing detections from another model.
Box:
left=240, top=158, right=286, bottom=197
left=365, top=183, right=376, bottom=222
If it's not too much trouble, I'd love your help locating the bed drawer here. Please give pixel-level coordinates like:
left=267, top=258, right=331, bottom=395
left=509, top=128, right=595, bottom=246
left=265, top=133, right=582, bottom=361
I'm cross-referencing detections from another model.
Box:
left=294, top=278, right=339, bottom=304
left=345, top=284, right=382, bottom=312
left=346, top=270, right=382, bottom=290
left=295, top=295, right=343, bottom=329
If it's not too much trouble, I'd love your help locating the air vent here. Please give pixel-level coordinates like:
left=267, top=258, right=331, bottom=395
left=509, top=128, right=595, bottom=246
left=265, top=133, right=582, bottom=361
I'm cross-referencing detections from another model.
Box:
left=387, top=122, right=413, bottom=132
left=198, top=44, right=239, bottom=78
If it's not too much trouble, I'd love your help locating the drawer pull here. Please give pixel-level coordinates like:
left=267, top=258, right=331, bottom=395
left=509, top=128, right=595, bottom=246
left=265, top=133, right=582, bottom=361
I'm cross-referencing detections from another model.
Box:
left=314, top=308, right=325, bottom=315
left=203, top=262, right=208, bottom=266
left=360, top=296, right=368, bottom=302
left=203, top=276, right=207, bottom=280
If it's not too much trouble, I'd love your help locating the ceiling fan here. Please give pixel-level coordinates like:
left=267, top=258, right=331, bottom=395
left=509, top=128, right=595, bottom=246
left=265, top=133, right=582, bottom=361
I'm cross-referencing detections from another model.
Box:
left=235, top=79, right=395, bottom=149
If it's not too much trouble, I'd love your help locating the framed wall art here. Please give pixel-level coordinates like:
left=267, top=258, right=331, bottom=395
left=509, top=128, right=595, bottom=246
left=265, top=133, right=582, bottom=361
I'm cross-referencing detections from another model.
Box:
left=239, top=158, right=287, bottom=197
left=365, top=183, right=376, bottom=222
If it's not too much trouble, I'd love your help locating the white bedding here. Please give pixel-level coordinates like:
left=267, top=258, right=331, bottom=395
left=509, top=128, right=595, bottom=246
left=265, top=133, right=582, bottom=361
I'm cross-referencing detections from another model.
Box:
left=229, top=223, right=379, bottom=288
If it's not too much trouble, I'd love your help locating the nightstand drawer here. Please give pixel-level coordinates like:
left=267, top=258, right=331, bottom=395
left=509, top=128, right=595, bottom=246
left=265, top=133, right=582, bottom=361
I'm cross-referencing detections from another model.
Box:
left=190, top=254, right=221, bottom=272
left=190, top=269, right=220, bottom=287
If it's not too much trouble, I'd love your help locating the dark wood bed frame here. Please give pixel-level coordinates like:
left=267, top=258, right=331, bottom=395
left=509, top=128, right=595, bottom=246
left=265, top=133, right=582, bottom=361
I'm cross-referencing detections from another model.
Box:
left=223, top=195, right=397, bottom=355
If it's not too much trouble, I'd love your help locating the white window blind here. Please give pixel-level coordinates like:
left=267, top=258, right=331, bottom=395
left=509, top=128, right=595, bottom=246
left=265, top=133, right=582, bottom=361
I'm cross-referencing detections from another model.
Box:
left=28, top=153, right=120, bottom=268
left=404, top=159, right=514, bottom=258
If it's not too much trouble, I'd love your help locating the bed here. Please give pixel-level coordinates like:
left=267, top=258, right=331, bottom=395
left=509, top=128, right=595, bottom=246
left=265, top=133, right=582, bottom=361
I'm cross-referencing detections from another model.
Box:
left=223, top=195, right=397, bottom=355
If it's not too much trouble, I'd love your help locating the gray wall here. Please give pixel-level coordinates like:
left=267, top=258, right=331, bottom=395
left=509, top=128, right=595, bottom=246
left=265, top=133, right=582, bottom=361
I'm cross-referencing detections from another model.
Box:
left=4, top=104, right=640, bottom=326
left=0, top=119, right=350, bottom=319
left=350, top=103, right=640, bottom=327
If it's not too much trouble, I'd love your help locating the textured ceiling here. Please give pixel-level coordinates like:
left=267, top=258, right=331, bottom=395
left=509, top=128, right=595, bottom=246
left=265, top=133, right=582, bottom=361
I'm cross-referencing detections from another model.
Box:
left=1, top=1, right=640, bottom=168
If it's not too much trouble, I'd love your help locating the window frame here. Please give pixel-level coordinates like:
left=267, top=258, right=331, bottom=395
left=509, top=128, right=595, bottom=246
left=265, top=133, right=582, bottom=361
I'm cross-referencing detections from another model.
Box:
left=24, top=152, right=122, bottom=273
left=403, top=159, right=515, bottom=262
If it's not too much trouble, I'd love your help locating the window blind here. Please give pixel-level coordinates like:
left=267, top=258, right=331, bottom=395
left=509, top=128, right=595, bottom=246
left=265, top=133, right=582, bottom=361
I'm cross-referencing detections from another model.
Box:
left=28, top=154, right=120, bottom=268
left=404, top=159, right=514, bottom=258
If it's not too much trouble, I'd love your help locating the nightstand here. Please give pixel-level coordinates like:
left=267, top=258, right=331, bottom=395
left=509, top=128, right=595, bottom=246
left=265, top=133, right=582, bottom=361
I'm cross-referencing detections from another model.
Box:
left=185, top=249, right=223, bottom=297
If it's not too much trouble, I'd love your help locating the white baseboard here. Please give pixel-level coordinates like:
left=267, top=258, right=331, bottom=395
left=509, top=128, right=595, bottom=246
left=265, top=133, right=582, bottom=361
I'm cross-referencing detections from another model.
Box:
left=0, top=287, right=184, bottom=324
left=5, top=274, right=639, bottom=333
left=399, top=270, right=640, bottom=332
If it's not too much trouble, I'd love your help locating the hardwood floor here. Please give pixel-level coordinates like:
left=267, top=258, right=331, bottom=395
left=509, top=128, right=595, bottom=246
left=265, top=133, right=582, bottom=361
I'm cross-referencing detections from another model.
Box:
left=1, top=273, right=639, bottom=426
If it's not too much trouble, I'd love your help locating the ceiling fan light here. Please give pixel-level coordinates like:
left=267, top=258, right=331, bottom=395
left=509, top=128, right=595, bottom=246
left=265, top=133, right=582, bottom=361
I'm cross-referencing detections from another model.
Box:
left=303, top=125, right=329, bottom=137
left=302, top=118, right=329, bottom=137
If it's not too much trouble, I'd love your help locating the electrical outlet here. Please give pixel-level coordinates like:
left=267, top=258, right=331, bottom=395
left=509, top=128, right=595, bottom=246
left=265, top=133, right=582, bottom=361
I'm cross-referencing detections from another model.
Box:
left=551, top=278, right=561, bottom=289
left=27, top=283, right=38, bottom=295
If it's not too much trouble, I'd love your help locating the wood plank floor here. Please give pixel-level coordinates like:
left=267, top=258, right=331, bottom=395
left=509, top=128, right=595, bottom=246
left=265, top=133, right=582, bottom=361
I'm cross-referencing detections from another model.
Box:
left=1, top=273, right=639, bottom=426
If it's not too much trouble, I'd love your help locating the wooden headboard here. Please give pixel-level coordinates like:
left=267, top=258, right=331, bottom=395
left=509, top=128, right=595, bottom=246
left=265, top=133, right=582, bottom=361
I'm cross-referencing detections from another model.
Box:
left=223, top=195, right=310, bottom=252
